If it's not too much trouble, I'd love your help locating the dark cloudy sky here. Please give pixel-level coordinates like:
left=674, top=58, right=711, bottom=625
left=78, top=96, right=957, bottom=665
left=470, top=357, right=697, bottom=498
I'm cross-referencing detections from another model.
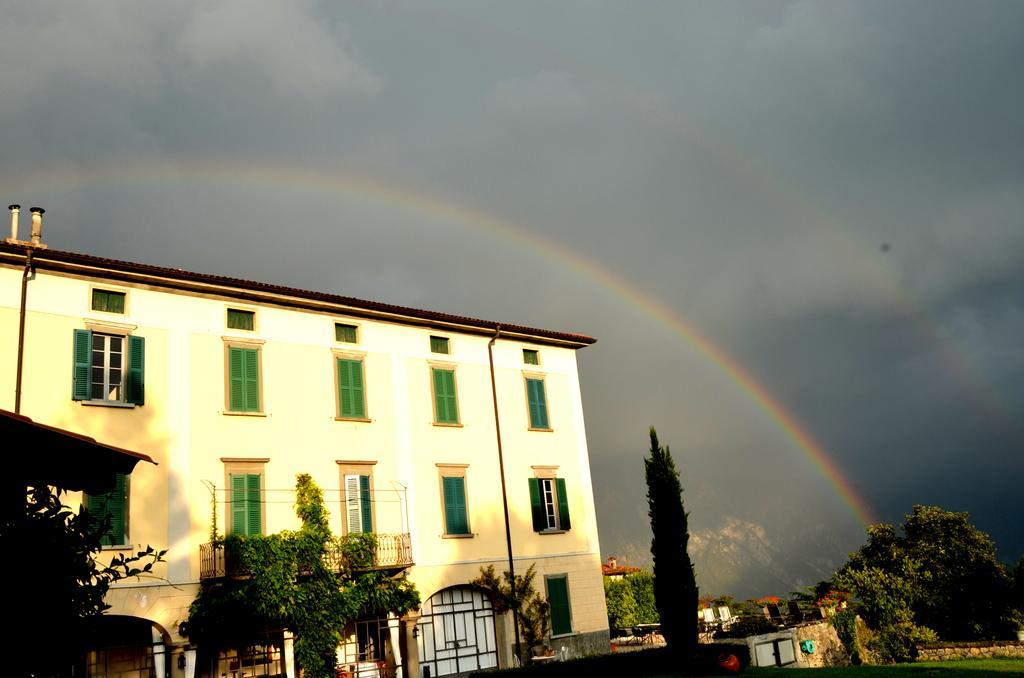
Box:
left=3, top=1, right=1022, bottom=597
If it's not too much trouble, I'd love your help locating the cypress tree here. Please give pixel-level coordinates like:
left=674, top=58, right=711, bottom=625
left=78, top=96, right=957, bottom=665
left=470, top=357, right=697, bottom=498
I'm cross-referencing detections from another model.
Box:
left=645, top=426, right=698, bottom=656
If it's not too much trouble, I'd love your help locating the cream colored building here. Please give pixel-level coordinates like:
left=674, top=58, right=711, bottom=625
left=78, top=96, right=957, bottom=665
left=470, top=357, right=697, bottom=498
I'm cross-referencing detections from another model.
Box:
left=2, top=208, right=608, bottom=677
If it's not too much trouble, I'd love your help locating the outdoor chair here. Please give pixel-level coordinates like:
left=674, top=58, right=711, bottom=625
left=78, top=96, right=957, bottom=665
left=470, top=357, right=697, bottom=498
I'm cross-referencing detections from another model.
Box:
left=700, top=614, right=716, bottom=647
left=698, top=607, right=718, bottom=642
left=701, top=607, right=717, bottom=627
left=717, top=605, right=734, bottom=630
left=764, top=603, right=785, bottom=625
left=787, top=601, right=805, bottom=623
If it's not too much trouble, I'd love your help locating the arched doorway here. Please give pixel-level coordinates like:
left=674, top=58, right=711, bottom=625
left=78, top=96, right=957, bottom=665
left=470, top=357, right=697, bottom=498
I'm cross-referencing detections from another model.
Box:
left=416, top=587, right=497, bottom=677
left=83, top=616, right=168, bottom=678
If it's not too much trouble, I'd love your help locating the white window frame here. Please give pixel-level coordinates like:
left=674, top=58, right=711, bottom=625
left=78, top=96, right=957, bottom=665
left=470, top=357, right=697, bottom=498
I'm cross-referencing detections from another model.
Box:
left=344, top=473, right=368, bottom=534
left=90, top=331, right=127, bottom=403
left=540, top=477, right=558, bottom=530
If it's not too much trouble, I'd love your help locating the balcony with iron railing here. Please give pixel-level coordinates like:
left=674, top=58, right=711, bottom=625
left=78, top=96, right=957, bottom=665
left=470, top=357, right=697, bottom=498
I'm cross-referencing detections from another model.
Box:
left=199, top=480, right=414, bottom=580
left=200, top=532, right=413, bottom=580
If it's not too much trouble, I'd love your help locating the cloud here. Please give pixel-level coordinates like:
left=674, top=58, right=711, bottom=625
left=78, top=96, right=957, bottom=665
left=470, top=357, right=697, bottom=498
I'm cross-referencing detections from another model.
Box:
left=1, top=0, right=1022, bottom=597
left=178, top=0, right=380, bottom=99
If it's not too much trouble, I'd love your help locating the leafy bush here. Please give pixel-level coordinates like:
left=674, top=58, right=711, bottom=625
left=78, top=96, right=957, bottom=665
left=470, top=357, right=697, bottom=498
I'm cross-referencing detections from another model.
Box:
left=604, top=577, right=639, bottom=629
left=829, top=607, right=859, bottom=663
left=604, top=572, right=658, bottom=629
left=629, top=571, right=659, bottom=624
left=472, top=564, right=550, bottom=657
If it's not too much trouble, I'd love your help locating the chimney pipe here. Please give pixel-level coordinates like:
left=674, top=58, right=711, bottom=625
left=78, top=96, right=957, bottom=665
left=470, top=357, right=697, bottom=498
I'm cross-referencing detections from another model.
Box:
left=7, top=204, right=19, bottom=241
left=29, top=207, right=44, bottom=246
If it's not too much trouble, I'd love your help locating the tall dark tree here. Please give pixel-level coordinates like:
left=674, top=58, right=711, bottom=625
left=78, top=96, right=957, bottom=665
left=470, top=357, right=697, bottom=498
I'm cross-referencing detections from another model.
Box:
left=645, top=427, right=698, bottom=655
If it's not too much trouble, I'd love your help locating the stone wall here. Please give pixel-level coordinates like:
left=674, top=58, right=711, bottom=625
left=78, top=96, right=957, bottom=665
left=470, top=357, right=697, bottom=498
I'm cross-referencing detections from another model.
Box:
left=917, top=641, right=1024, bottom=662
left=791, top=620, right=850, bottom=668
left=550, top=629, right=611, bottom=660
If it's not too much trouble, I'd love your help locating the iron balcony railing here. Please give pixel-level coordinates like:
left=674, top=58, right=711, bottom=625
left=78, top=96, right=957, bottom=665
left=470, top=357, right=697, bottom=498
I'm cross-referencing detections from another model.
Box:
left=199, top=532, right=413, bottom=580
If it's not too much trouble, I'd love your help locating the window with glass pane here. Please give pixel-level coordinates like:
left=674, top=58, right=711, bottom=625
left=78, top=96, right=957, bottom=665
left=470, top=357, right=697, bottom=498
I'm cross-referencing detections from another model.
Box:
left=335, top=323, right=358, bottom=343
left=227, top=309, right=255, bottom=330
left=344, top=474, right=373, bottom=534
left=430, top=336, right=449, bottom=354
left=529, top=477, right=571, bottom=532
left=523, top=349, right=539, bottom=365
left=90, top=333, right=125, bottom=401
left=540, top=478, right=557, bottom=530
left=91, top=289, right=126, bottom=314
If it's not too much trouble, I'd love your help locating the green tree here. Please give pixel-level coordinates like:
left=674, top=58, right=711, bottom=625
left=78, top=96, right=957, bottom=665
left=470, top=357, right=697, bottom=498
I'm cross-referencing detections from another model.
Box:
left=645, top=427, right=697, bottom=655
left=1013, top=556, right=1024, bottom=611
left=838, top=505, right=1015, bottom=645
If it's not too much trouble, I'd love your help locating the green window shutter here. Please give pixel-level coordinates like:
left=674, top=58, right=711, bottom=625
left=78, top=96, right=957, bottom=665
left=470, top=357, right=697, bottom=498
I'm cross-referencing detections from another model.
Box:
left=228, top=347, right=245, bottom=412
left=107, top=473, right=127, bottom=545
left=442, top=477, right=457, bottom=533
left=126, top=335, right=145, bottom=406
left=88, top=473, right=127, bottom=546
left=227, top=309, right=254, bottom=330
left=335, top=323, right=357, bottom=343
left=535, top=381, right=548, bottom=429
left=430, top=336, right=449, bottom=354
left=528, top=478, right=545, bottom=532
left=443, top=476, right=468, bottom=535
left=86, top=491, right=106, bottom=544
left=91, top=289, right=125, bottom=314
left=87, top=474, right=126, bottom=546
left=547, top=576, right=572, bottom=636
left=243, top=349, right=259, bottom=412
left=338, top=359, right=365, bottom=418
left=433, top=368, right=458, bottom=424
left=230, top=474, right=247, bottom=536
left=452, top=476, right=467, bottom=534
left=337, top=358, right=352, bottom=416
left=523, top=349, right=539, bottom=365
left=72, top=329, right=92, bottom=401
left=555, top=478, right=571, bottom=530
left=527, top=379, right=549, bottom=429
left=246, top=473, right=262, bottom=535
left=444, top=370, right=458, bottom=423
left=350, top=361, right=365, bottom=418
left=433, top=369, right=445, bottom=422
left=359, top=475, right=373, bottom=533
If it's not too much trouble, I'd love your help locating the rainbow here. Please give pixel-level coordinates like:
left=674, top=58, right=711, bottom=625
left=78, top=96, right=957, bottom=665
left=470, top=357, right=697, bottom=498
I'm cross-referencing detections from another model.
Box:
left=14, top=160, right=882, bottom=523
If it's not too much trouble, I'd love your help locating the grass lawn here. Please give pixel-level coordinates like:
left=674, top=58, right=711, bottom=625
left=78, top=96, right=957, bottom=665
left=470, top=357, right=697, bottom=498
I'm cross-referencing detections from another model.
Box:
left=691, top=659, right=1024, bottom=677
left=475, top=652, right=1024, bottom=678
